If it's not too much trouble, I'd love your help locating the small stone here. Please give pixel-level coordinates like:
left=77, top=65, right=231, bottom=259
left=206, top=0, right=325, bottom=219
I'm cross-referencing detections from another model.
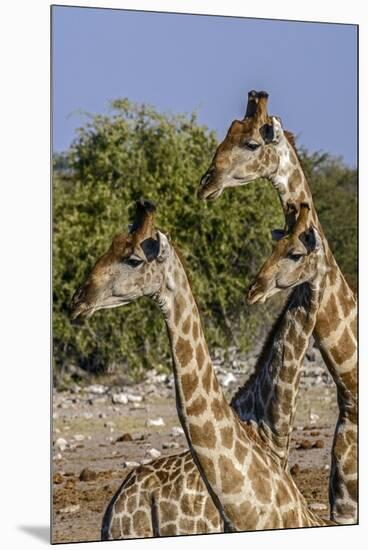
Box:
left=163, top=441, right=180, bottom=449
left=324, top=464, right=330, bottom=470
left=53, top=453, right=62, bottom=460
left=116, top=433, right=133, bottom=442
left=310, top=430, right=320, bottom=436
left=83, top=412, right=93, bottom=420
left=73, top=434, right=85, bottom=442
left=123, top=461, right=140, bottom=468
left=55, top=438, right=68, bottom=451
left=126, top=393, right=143, bottom=403
left=98, top=412, right=107, bottom=419
left=53, top=473, right=64, bottom=484
left=298, top=440, right=313, bottom=450
left=221, top=373, right=236, bottom=387
left=79, top=468, right=98, bottom=482
left=313, top=439, right=325, bottom=449
left=111, top=393, right=128, bottom=405
left=146, top=448, right=161, bottom=459
left=130, top=403, right=145, bottom=410
left=59, top=504, right=80, bottom=514
left=309, top=412, right=320, bottom=423
left=86, top=384, right=107, bottom=395
left=146, top=417, right=165, bottom=427
left=171, top=426, right=184, bottom=437
left=309, top=503, right=327, bottom=511
left=290, top=464, right=300, bottom=476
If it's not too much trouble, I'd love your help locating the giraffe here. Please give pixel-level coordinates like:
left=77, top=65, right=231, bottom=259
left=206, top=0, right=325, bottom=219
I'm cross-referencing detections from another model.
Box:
left=198, top=91, right=357, bottom=524
left=71, top=199, right=333, bottom=537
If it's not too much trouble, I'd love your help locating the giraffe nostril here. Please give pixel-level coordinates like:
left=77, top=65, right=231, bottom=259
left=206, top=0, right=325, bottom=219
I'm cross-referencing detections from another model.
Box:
left=71, top=288, right=83, bottom=308
left=200, top=173, right=210, bottom=187
left=200, top=167, right=215, bottom=187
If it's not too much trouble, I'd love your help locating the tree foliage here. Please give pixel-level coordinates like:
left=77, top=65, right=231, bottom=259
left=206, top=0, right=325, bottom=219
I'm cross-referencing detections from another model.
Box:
left=53, top=100, right=357, bottom=383
left=298, top=149, right=357, bottom=290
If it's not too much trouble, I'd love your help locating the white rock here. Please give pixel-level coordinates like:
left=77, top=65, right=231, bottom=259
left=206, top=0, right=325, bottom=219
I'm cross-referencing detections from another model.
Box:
left=140, top=458, right=153, bottom=465
left=55, top=438, right=68, bottom=451
left=171, top=426, right=184, bottom=437
left=222, top=373, right=236, bottom=387
left=111, top=393, right=128, bottom=405
left=324, top=464, right=330, bottom=470
left=83, top=412, right=93, bottom=420
left=123, top=461, right=140, bottom=468
left=147, top=448, right=161, bottom=459
left=309, top=503, right=327, bottom=511
left=60, top=504, right=80, bottom=514
left=73, top=434, right=85, bottom=442
left=126, top=393, right=143, bottom=403
left=53, top=453, right=62, bottom=460
left=309, top=412, right=320, bottom=423
left=130, top=403, right=146, bottom=410
left=86, top=384, right=107, bottom=395
left=146, top=417, right=165, bottom=427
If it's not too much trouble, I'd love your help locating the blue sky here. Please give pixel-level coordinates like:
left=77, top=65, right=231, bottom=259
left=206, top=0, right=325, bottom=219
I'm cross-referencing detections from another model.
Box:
left=52, top=6, right=357, bottom=166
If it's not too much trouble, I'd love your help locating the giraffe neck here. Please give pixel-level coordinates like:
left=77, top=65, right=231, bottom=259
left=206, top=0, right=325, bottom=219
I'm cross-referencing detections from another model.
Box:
left=269, top=135, right=356, bottom=377
left=270, top=135, right=313, bottom=214
left=231, top=276, right=325, bottom=466
left=155, top=247, right=263, bottom=529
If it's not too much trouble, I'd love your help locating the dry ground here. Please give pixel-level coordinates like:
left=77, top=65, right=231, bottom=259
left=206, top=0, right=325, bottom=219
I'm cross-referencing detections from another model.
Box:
left=52, top=359, right=338, bottom=544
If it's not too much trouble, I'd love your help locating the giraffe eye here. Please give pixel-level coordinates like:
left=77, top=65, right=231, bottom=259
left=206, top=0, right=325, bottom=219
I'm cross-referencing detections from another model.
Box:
left=244, top=141, right=260, bottom=151
left=124, top=258, right=144, bottom=268
left=287, top=252, right=303, bottom=262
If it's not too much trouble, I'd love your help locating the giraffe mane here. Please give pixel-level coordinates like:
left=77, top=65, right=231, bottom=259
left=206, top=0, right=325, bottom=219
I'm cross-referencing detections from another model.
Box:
left=230, top=293, right=293, bottom=409
left=171, top=241, right=203, bottom=314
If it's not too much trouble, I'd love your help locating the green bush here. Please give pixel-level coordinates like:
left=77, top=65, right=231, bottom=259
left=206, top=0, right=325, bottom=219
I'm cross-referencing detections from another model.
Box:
left=298, top=149, right=357, bottom=289
left=53, top=100, right=285, bottom=381
left=53, top=99, right=357, bottom=383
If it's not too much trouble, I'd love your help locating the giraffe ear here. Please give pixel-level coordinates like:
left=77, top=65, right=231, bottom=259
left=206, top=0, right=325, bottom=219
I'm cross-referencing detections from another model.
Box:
left=271, top=229, right=286, bottom=241
left=140, top=237, right=160, bottom=262
left=259, top=123, right=274, bottom=144
left=156, top=231, right=171, bottom=263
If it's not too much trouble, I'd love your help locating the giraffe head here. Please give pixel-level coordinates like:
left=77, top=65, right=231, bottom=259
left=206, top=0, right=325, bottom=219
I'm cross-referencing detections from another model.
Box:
left=247, top=204, right=324, bottom=304
left=199, top=90, right=285, bottom=200
left=71, top=199, right=173, bottom=319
